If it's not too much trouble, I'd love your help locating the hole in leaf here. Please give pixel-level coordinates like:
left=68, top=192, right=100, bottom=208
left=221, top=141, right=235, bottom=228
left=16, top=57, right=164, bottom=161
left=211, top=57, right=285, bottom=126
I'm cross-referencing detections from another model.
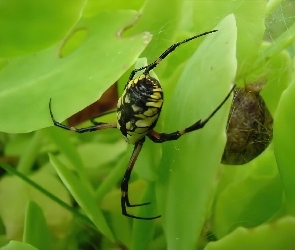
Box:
left=59, top=27, right=88, bottom=58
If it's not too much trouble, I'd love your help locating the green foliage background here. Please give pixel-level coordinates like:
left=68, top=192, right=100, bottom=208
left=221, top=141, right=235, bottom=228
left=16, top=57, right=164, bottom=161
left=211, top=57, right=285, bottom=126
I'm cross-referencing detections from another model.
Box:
left=0, top=0, right=294, bottom=249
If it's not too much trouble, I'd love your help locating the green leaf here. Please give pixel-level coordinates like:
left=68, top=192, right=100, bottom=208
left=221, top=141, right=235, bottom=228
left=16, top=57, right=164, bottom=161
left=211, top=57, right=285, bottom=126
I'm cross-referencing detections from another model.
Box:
left=0, top=0, right=86, bottom=57
left=83, top=0, right=144, bottom=17
left=0, top=170, right=73, bottom=240
left=44, top=127, right=91, bottom=191
left=192, top=0, right=266, bottom=78
left=16, top=132, right=42, bottom=174
left=49, top=154, right=115, bottom=242
left=0, top=11, right=151, bottom=133
left=0, top=161, right=92, bottom=227
left=157, top=14, right=237, bottom=250
left=100, top=180, right=147, bottom=213
left=213, top=148, right=283, bottom=238
left=94, top=152, right=129, bottom=203
left=78, top=140, right=127, bottom=170
left=274, top=66, right=295, bottom=214
left=205, top=216, right=295, bottom=250
left=246, top=44, right=292, bottom=116
left=258, top=22, right=295, bottom=65
left=23, top=201, right=51, bottom=250
left=0, top=241, right=38, bottom=250
left=124, top=0, right=182, bottom=63
left=131, top=183, right=158, bottom=250
left=106, top=213, right=132, bottom=249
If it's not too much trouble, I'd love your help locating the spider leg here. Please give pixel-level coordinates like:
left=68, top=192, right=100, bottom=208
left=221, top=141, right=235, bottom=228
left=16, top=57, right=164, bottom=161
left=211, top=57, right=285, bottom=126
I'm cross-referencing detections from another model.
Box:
left=49, top=99, right=117, bottom=133
left=148, top=85, right=235, bottom=143
left=127, top=30, right=217, bottom=82
left=90, top=109, right=117, bottom=125
left=121, top=138, right=161, bottom=220
left=128, top=65, right=150, bottom=82
left=143, top=30, right=217, bottom=75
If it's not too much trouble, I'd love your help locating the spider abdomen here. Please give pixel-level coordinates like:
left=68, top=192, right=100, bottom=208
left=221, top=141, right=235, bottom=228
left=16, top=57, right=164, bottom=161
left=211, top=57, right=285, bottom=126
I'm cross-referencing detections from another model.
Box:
left=117, top=74, right=163, bottom=144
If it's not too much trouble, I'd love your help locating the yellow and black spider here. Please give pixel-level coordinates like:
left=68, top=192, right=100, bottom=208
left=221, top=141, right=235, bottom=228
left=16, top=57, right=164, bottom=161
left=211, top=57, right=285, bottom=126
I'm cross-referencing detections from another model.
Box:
left=49, top=30, right=235, bottom=220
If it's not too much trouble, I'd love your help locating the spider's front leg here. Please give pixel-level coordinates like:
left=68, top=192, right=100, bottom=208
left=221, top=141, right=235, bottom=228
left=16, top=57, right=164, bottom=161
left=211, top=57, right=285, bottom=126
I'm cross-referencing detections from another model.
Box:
left=148, top=85, right=236, bottom=143
left=128, top=65, right=150, bottom=82
left=127, top=31, right=218, bottom=83
left=121, top=138, right=161, bottom=220
left=49, top=99, right=117, bottom=133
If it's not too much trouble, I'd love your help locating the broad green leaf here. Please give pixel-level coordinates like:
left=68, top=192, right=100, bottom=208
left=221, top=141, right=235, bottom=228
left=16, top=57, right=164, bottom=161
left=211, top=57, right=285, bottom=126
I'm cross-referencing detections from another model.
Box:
left=43, top=127, right=91, bottom=191
left=4, top=134, right=32, bottom=157
left=0, top=241, right=38, bottom=250
left=94, top=152, right=130, bottom=202
left=23, top=201, right=51, bottom=250
left=259, top=21, right=295, bottom=63
left=131, top=183, right=158, bottom=250
left=16, top=131, right=43, bottom=174
left=135, top=139, right=161, bottom=182
left=247, top=24, right=295, bottom=95
left=266, top=0, right=284, bottom=17
left=246, top=45, right=292, bottom=116
left=0, top=161, right=91, bottom=227
left=0, top=0, right=86, bottom=57
left=157, top=14, right=237, bottom=250
left=205, top=216, right=295, bottom=250
left=49, top=154, right=115, bottom=242
left=0, top=11, right=151, bottom=133
left=123, top=0, right=182, bottom=68
left=0, top=171, right=72, bottom=240
left=100, top=180, right=147, bottom=213
left=77, top=140, right=127, bottom=170
left=213, top=148, right=283, bottom=238
left=83, top=0, right=144, bottom=17
left=44, top=127, right=84, bottom=170
left=192, top=0, right=266, bottom=78
left=274, top=62, right=295, bottom=214
left=106, top=213, right=132, bottom=249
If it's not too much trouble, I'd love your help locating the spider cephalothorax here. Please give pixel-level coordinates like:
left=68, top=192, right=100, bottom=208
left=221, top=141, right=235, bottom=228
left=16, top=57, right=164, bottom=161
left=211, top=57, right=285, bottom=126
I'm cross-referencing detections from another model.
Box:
left=49, top=30, right=235, bottom=220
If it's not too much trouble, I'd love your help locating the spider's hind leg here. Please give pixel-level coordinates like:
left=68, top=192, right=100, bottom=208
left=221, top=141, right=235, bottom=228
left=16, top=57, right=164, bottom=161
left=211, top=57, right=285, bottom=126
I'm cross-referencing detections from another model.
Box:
left=121, top=138, right=161, bottom=220
left=90, top=109, right=117, bottom=125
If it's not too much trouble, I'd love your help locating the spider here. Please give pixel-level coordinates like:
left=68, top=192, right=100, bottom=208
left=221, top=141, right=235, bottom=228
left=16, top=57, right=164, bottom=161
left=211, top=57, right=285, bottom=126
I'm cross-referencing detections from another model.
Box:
left=49, top=30, right=235, bottom=220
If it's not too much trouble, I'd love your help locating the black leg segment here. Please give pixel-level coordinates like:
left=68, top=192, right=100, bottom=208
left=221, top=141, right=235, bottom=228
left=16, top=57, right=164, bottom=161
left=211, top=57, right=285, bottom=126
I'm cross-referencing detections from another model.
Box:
left=121, top=138, right=161, bottom=220
left=128, top=30, right=218, bottom=82
left=49, top=99, right=117, bottom=133
left=148, top=84, right=236, bottom=143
